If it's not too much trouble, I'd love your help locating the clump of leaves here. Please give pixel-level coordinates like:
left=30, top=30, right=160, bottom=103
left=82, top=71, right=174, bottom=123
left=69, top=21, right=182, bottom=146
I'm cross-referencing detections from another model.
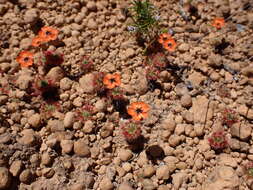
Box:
left=32, top=75, right=59, bottom=102
left=93, top=72, right=106, bottom=95
left=221, top=108, right=238, bottom=127
left=128, top=0, right=160, bottom=47
left=217, top=84, right=230, bottom=98
left=107, top=87, right=125, bottom=100
left=39, top=51, right=64, bottom=72
left=244, top=162, right=253, bottom=179
left=79, top=56, right=93, bottom=72
left=208, top=130, right=228, bottom=150
left=121, top=120, right=142, bottom=143
left=40, top=102, right=61, bottom=120
left=75, top=104, right=94, bottom=122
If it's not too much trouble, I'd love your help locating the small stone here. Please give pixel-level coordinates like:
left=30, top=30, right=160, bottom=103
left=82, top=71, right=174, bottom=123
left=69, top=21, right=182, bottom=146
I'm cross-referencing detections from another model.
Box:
left=100, top=122, right=114, bottom=138
left=192, top=96, right=209, bottom=124
left=169, top=135, right=181, bottom=147
left=41, top=152, right=53, bottom=166
left=19, top=169, right=33, bottom=184
left=79, top=73, right=95, bottom=93
left=74, top=140, right=90, bottom=157
left=162, top=118, right=176, bottom=131
left=83, top=120, right=95, bottom=133
left=99, top=177, right=114, bottom=190
left=175, top=83, right=189, bottom=96
left=28, top=113, right=41, bottom=128
left=10, top=160, right=23, bottom=177
left=181, top=94, right=192, bottom=108
left=143, top=165, right=155, bottom=177
left=142, top=179, right=156, bottom=190
left=16, top=74, right=33, bottom=90
left=86, top=1, right=97, bottom=11
left=64, top=112, right=75, bottom=128
left=87, top=18, right=97, bottom=29
left=122, top=162, right=132, bottom=172
left=46, top=66, right=64, bottom=83
left=95, top=99, right=106, bottom=112
left=24, top=8, right=38, bottom=24
left=60, top=140, right=73, bottom=154
left=194, top=124, right=204, bottom=136
left=42, top=168, right=55, bottom=178
left=0, top=167, right=11, bottom=189
left=125, top=48, right=135, bottom=58
left=210, top=71, right=220, bottom=81
left=178, top=43, right=190, bottom=52
left=174, top=124, right=186, bottom=135
left=208, top=53, right=223, bottom=67
left=219, top=154, right=237, bottom=168
left=172, top=172, right=188, bottom=190
left=118, top=149, right=133, bottom=162
left=133, top=72, right=148, bottom=95
left=60, top=77, right=72, bottom=90
left=240, top=124, right=251, bottom=140
left=156, top=165, right=170, bottom=180
left=47, top=119, right=64, bottom=132
left=188, top=71, right=206, bottom=87
left=118, top=182, right=133, bottom=190
left=18, top=129, right=37, bottom=146
left=241, top=66, right=253, bottom=77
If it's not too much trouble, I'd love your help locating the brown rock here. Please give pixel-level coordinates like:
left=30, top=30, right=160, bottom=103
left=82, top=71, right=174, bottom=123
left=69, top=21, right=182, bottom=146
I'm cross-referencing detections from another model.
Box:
left=74, top=140, right=90, bottom=157
left=9, top=160, right=23, bottom=177
left=19, top=169, right=33, bottom=184
left=192, top=96, right=209, bottom=124
left=46, top=66, right=64, bottom=83
left=0, top=167, right=11, bottom=189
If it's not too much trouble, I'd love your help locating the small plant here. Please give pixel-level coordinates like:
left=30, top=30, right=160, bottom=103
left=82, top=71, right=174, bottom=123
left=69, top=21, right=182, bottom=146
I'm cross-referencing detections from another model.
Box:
left=39, top=51, right=64, bottom=71
left=244, top=162, right=253, bottom=179
left=32, top=75, right=59, bottom=101
left=93, top=72, right=106, bottom=94
left=145, top=65, right=160, bottom=81
left=107, top=87, right=125, bottom=100
left=40, top=102, right=61, bottom=120
left=145, top=52, right=167, bottom=69
left=75, top=104, right=94, bottom=122
left=79, top=56, right=93, bottom=71
left=128, top=0, right=160, bottom=47
left=217, top=84, right=230, bottom=98
left=208, top=130, right=228, bottom=150
left=121, top=120, right=142, bottom=142
left=221, top=108, right=238, bottom=127
left=212, top=17, right=225, bottom=30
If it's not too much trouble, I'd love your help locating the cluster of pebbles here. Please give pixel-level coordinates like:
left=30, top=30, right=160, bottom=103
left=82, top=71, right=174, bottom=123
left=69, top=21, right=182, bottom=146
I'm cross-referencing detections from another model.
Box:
left=0, top=0, right=253, bottom=189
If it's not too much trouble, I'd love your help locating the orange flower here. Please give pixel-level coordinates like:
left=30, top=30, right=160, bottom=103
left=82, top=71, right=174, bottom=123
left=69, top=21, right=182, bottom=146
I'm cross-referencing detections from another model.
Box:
left=212, top=18, right=225, bottom=29
left=16, top=51, right=34, bottom=67
left=38, top=26, right=59, bottom=42
left=103, top=73, right=121, bottom=89
left=127, top=102, right=150, bottom=121
left=31, top=36, right=44, bottom=47
left=163, top=38, right=177, bottom=52
left=158, top=33, right=171, bottom=44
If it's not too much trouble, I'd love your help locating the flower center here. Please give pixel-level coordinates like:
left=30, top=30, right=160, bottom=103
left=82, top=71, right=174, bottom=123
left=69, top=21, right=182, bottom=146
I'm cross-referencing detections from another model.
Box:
left=136, top=108, right=143, bottom=114
left=46, top=31, right=52, bottom=36
left=167, top=42, right=172, bottom=47
left=23, top=57, right=29, bottom=62
left=110, top=78, right=116, bottom=84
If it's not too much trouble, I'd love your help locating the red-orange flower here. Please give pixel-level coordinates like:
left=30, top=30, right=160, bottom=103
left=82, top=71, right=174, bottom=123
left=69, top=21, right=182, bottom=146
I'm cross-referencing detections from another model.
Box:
left=16, top=51, right=34, bottom=67
left=158, top=33, right=171, bottom=44
left=127, top=102, right=150, bottom=121
left=38, top=26, right=59, bottom=42
left=31, top=36, right=44, bottom=47
left=103, top=73, right=121, bottom=89
left=212, top=18, right=225, bottom=29
left=163, top=38, right=177, bottom=52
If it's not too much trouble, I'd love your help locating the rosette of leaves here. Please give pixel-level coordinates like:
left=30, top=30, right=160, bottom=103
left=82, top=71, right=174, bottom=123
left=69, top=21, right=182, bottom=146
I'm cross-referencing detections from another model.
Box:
left=128, top=0, right=160, bottom=47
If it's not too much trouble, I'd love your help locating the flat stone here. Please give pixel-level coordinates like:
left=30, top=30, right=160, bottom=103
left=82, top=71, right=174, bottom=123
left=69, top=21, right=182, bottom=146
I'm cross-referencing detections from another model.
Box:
left=192, top=96, right=209, bottom=124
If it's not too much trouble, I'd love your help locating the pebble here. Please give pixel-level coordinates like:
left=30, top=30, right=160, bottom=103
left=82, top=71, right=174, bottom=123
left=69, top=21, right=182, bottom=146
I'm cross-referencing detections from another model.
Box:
left=99, top=176, right=114, bottom=190
left=9, top=160, right=23, bottom=177
left=74, top=140, right=90, bottom=157
left=180, top=94, right=192, bottom=108
left=169, top=135, right=181, bottom=147
left=19, top=169, right=33, bottom=184
left=118, top=182, right=133, bottom=190
left=0, top=167, right=11, bottom=189
left=192, top=96, right=209, bottom=124
left=125, top=48, right=135, bottom=58
left=46, top=67, right=65, bottom=83
left=24, top=8, right=38, bottom=24
left=60, top=77, right=73, bottom=90
left=41, top=152, right=53, bottom=166
left=64, top=112, right=75, bottom=128
left=87, top=18, right=97, bottom=29
left=156, top=165, right=170, bottom=180
left=178, top=43, right=190, bottom=53
left=79, top=73, right=95, bottom=93
left=95, top=99, right=107, bottom=112
left=142, top=179, right=156, bottom=190
left=60, top=139, right=73, bottom=154
left=172, top=172, right=188, bottom=190
left=28, top=113, right=41, bottom=128
left=86, top=1, right=97, bottom=11
left=143, top=165, right=155, bottom=177
left=175, top=83, right=189, bottom=96
left=18, top=129, right=37, bottom=146
left=83, top=120, right=95, bottom=133
left=42, top=168, right=55, bottom=178
left=118, top=149, right=133, bottom=162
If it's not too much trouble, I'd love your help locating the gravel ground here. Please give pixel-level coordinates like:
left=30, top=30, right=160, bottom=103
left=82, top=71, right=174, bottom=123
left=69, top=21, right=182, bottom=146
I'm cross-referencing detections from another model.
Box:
left=0, top=0, right=253, bottom=189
